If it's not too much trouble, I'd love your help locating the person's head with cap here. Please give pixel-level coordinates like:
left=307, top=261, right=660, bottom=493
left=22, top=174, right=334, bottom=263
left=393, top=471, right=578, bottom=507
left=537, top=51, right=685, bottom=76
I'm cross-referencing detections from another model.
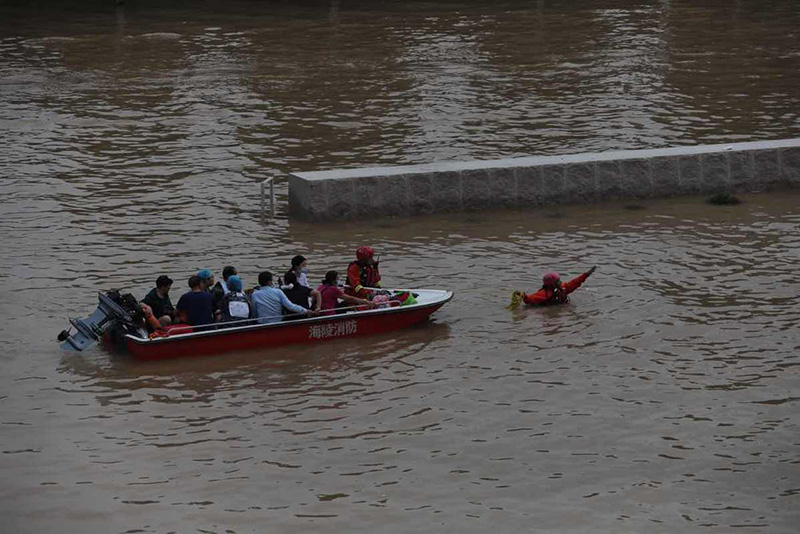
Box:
left=542, top=272, right=561, bottom=289
left=197, top=268, right=215, bottom=290
left=291, top=255, right=307, bottom=274
left=356, top=246, right=375, bottom=265
left=155, top=275, right=173, bottom=295
left=227, top=275, right=243, bottom=293
left=222, top=266, right=237, bottom=281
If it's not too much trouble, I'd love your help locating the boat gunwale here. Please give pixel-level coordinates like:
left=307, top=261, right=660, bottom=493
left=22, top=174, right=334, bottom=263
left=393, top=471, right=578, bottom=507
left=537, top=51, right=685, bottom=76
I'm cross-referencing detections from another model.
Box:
left=124, top=289, right=453, bottom=345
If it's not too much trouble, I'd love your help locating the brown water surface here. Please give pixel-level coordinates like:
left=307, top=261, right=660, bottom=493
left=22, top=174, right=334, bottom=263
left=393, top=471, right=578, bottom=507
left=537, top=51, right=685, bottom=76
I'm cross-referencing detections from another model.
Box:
left=1, top=1, right=799, bottom=533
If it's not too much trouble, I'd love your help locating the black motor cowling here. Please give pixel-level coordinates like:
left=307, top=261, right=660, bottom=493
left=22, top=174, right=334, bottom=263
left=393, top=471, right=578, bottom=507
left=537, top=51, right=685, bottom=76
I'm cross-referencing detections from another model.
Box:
left=58, top=290, right=146, bottom=351
left=105, top=290, right=144, bottom=327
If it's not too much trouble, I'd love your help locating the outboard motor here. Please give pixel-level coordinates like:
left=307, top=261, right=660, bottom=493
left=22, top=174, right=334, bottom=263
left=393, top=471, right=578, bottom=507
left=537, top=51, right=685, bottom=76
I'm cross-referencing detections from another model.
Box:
left=58, top=290, right=146, bottom=351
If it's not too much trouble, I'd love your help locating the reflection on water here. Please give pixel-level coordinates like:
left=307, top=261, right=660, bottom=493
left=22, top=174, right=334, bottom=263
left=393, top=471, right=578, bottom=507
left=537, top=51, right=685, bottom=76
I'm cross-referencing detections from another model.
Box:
left=59, top=321, right=453, bottom=397
left=1, top=0, right=799, bottom=532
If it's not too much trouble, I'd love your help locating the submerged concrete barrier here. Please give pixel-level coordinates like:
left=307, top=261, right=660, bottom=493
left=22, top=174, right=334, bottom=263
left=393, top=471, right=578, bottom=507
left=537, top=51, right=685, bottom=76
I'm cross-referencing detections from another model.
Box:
left=288, top=139, right=800, bottom=222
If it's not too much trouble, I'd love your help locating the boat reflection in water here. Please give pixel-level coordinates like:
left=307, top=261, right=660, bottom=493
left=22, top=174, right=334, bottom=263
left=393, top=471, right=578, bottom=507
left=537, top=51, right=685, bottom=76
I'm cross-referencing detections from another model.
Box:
left=58, top=320, right=453, bottom=401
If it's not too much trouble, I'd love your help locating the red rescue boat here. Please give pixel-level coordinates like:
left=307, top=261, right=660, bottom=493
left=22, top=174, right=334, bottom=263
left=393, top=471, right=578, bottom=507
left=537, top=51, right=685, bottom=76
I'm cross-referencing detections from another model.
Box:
left=59, top=289, right=453, bottom=361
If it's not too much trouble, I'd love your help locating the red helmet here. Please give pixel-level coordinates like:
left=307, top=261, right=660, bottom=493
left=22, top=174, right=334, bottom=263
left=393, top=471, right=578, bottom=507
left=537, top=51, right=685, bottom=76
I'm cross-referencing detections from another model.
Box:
left=356, top=246, right=375, bottom=262
left=542, top=272, right=560, bottom=287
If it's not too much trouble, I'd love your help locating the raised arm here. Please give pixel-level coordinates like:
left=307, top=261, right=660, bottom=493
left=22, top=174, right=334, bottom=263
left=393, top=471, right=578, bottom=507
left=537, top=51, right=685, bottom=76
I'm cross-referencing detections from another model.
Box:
left=563, top=266, right=596, bottom=295
left=373, top=263, right=382, bottom=288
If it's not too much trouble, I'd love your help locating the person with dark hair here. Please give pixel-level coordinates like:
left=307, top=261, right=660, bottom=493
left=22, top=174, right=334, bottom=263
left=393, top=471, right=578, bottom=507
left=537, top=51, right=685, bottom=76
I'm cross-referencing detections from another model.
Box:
left=140, top=275, right=174, bottom=326
left=212, top=265, right=237, bottom=309
left=282, top=272, right=321, bottom=320
left=346, top=246, right=381, bottom=299
left=197, top=269, right=215, bottom=292
left=318, top=270, right=374, bottom=315
left=219, top=275, right=253, bottom=322
left=176, top=274, right=218, bottom=326
left=252, top=271, right=314, bottom=324
left=508, top=266, right=597, bottom=309
left=285, top=255, right=310, bottom=288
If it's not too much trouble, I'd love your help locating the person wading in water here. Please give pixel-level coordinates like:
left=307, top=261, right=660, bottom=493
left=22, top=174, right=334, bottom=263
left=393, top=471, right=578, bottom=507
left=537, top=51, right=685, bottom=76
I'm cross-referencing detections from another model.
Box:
left=508, top=266, right=597, bottom=309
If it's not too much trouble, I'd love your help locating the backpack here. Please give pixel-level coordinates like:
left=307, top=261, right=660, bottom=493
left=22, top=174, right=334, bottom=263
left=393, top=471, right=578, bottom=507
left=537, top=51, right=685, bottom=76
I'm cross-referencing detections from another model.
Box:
left=221, top=292, right=252, bottom=321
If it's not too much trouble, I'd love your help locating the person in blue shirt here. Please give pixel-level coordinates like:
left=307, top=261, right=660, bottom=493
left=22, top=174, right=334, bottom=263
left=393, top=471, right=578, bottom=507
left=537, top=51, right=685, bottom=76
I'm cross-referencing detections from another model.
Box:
left=176, top=275, right=219, bottom=327
left=252, top=271, right=316, bottom=324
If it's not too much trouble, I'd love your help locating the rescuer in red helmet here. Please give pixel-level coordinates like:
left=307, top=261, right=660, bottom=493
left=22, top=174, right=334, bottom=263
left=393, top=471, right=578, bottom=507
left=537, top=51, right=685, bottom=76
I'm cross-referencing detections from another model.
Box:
left=346, top=246, right=382, bottom=299
left=508, top=266, right=596, bottom=308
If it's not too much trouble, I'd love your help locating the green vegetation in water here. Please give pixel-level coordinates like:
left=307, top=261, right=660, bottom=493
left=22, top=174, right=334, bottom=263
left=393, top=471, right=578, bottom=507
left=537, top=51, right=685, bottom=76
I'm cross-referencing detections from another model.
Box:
left=318, top=493, right=349, bottom=502
left=707, top=192, right=742, bottom=205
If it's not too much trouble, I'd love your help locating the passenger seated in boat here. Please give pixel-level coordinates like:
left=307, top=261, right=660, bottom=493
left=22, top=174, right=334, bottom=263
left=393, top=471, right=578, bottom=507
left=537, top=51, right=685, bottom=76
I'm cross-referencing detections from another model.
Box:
left=508, top=266, right=597, bottom=309
left=197, top=269, right=216, bottom=293
left=252, top=271, right=315, bottom=324
left=140, top=275, right=175, bottom=327
left=282, top=272, right=321, bottom=321
left=346, top=246, right=382, bottom=299
left=211, top=265, right=237, bottom=310
left=318, top=270, right=374, bottom=315
left=176, top=275, right=219, bottom=326
left=284, top=255, right=310, bottom=288
left=219, top=275, right=253, bottom=323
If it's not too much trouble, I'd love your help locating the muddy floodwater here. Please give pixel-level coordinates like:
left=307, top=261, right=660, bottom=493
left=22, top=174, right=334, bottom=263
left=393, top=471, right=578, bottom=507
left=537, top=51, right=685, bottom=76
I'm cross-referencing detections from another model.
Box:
left=1, top=1, right=799, bottom=533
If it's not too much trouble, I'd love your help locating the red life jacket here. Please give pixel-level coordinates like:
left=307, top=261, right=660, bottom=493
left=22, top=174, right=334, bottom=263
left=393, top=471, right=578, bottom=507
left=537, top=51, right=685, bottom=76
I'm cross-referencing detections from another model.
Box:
left=348, top=260, right=381, bottom=289
left=543, top=284, right=569, bottom=305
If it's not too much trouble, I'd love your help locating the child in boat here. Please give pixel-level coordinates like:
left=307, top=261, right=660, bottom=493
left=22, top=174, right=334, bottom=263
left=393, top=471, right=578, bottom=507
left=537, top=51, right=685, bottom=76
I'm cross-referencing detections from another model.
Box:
left=508, top=266, right=597, bottom=309
left=318, top=270, right=374, bottom=315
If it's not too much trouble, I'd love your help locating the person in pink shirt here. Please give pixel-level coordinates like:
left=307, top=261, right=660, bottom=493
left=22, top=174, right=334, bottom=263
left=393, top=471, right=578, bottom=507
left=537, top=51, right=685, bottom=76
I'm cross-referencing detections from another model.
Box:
left=317, top=271, right=374, bottom=315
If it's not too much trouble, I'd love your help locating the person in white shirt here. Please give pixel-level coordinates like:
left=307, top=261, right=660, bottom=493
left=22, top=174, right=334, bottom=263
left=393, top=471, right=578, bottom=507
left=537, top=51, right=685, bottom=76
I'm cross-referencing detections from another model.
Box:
left=211, top=265, right=237, bottom=308
left=285, top=255, right=310, bottom=288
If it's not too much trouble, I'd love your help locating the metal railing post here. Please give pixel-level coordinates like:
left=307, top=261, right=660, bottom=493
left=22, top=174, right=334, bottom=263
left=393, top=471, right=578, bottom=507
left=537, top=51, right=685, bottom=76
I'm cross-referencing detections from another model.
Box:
left=270, top=178, right=275, bottom=217
left=260, top=177, right=276, bottom=218
left=260, top=180, right=266, bottom=216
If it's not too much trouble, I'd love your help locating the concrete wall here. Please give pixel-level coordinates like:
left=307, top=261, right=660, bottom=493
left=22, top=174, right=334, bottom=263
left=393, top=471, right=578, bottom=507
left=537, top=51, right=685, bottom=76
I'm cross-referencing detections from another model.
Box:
left=288, top=139, right=800, bottom=222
